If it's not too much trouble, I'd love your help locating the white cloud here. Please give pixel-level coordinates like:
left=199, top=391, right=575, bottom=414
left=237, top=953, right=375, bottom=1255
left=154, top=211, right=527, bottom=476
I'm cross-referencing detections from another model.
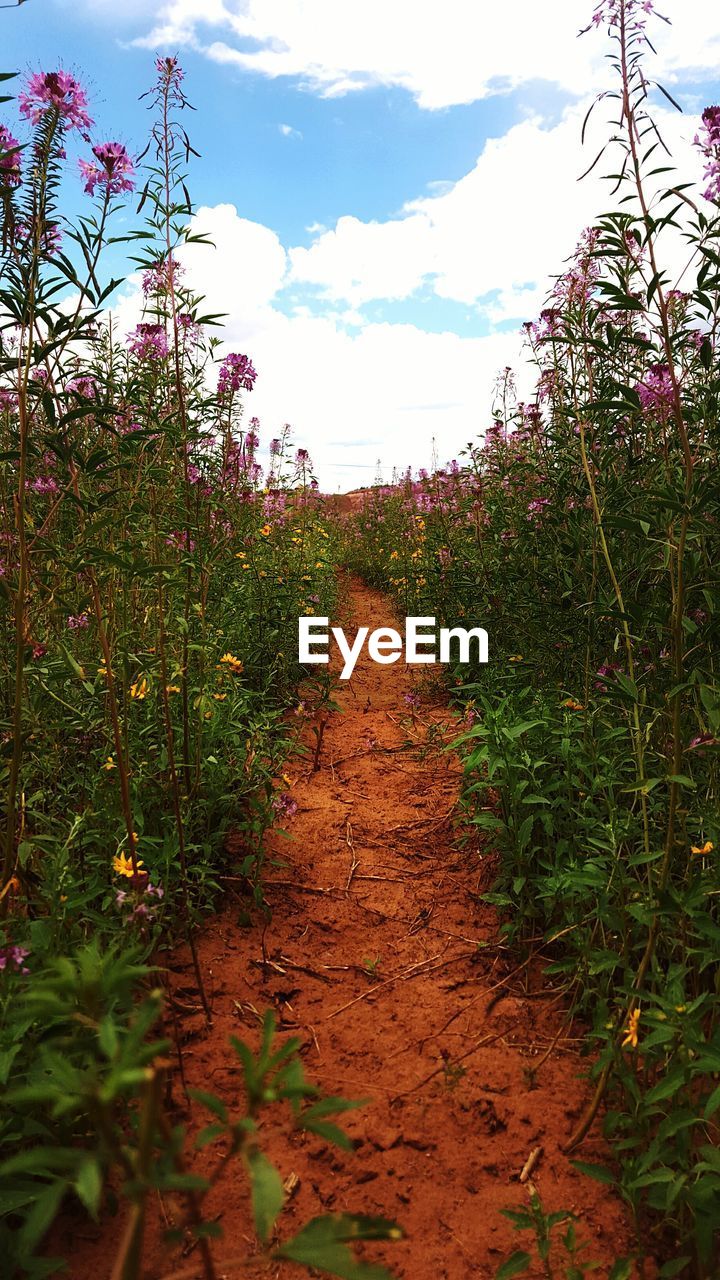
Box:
left=279, top=122, right=302, bottom=139
left=103, top=66, right=704, bottom=492
left=108, top=202, right=528, bottom=490
left=120, top=0, right=720, bottom=110
left=288, top=104, right=701, bottom=321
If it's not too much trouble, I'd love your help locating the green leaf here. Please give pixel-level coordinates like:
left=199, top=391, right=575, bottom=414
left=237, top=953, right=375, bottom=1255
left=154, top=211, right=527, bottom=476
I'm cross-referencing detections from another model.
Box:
left=247, top=1148, right=284, bottom=1243
left=495, top=1252, right=532, bottom=1279
left=571, top=1161, right=616, bottom=1185
left=276, top=1213, right=402, bottom=1279
left=75, top=1157, right=103, bottom=1218
left=187, top=1089, right=228, bottom=1122
left=608, top=1261, right=633, bottom=1280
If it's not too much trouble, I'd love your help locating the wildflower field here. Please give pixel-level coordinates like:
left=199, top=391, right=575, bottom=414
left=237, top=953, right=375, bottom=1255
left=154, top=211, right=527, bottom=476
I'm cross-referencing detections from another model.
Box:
left=1, top=1, right=719, bottom=1278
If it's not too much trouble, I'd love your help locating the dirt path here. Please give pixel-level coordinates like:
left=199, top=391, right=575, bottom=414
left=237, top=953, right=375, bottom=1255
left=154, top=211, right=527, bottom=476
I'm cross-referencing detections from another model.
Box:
left=64, top=578, right=637, bottom=1278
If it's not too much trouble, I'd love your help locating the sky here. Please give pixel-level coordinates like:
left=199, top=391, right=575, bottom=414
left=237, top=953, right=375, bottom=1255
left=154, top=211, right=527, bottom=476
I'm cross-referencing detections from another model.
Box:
left=3, top=0, right=720, bottom=490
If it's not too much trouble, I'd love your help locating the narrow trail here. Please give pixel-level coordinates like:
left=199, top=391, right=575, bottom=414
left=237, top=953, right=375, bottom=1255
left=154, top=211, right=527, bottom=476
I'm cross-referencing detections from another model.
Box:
left=66, top=578, right=636, bottom=1279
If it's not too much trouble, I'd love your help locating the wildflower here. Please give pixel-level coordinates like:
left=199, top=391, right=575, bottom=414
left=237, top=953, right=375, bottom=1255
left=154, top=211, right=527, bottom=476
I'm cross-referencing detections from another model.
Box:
left=690, top=840, right=714, bottom=856
left=563, top=698, right=585, bottom=711
left=0, top=388, right=17, bottom=413
left=694, top=105, right=720, bottom=204
left=403, top=690, right=420, bottom=711
left=128, top=323, right=168, bottom=361
left=19, top=70, right=93, bottom=131
left=165, top=684, right=181, bottom=694
left=155, top=55, right=184, bottom=89
left=103, top=756, right=116, bottom=771
left=217, top=352, right=257, bottom=397
left=79, top=142, right=135, bottom=197
left=67, top=612, right=89, bottom=630
left=212, top=692, right=227, bottom=701
left=260, top=524, right=271, bottom=536
left=66, top=375, right=98, bottom=399
left=0, top=945, right=30, bottom=975
left=621, top=1007, right=641, bottom=1050
left=217, top=652, right=244, bottom=675
left=636, top=365, right=675, bottom=417
left=688, top=733, right=717, bottom=753
left=0, top=125, right=22, bottom=188
left=274, top=791, right=298, bottom=821
left=113, top=851, right=143, bottom=878
left=508, top=655, right=524, bottom=663
left=130, top=677, right=149, bottom=700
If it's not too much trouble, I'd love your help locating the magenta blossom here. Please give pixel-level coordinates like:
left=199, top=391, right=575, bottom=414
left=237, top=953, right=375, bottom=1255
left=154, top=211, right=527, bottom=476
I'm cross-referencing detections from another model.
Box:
left=218, top=352, right=257, bottom=397
left=19, top=70, right=93, bottom=131
left=636, top=364, right=675, bottom=417
left=67, top=375, right=97, bottom=399
left=80, top=142, right=135, bottom=197
left=274, top=791, right=298, bottom=822
left=695, top=106, right=720, bottom=204
left=67, top=612, right=89, bottom=630
left=0, top=945, right=30, bottom=974
left=0, top=125, right=22, bottom=188
left=128, top=323, right=168, bottom=362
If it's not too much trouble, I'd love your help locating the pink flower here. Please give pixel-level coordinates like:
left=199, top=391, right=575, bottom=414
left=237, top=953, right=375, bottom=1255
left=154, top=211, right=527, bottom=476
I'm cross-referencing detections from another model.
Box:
left=142, top=256, right=185, bottom=297
left=67, top=375, right=97, bottom=399
left=0, top=125, right=22, bottom=188
left=217, top=352, right=257, bottom=397
left=79, top=142, right=135, bottom=197
left=19, top=70, right=93, bottom=132
left=636, top=364, right=675, bottom=416
left=128, top=323, right=168, bottom=361
left=694, top=106, right=720, bottom=204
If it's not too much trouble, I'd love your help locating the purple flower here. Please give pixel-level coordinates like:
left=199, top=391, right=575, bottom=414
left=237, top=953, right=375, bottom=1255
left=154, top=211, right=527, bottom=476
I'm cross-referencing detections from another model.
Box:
left=31, top=476, right=59, bottom=495
left=274, top=791, right=298, bottom=821
left=66, top=375, right=97, bottom=399
left=0, top=945, right=30, bottom=974
left=636, top=364, right=675, bottom=417
left=128, top=323, right=168, bottom=362
left=79, top=142, right=135, bottom=197
left=67, top=612, right=89, bottom=630
left=142, top=256, right=184, bottom=297
left=0, top=125, right=22, bottom=188
left=19, top=70, right=93, bottom=131
left=217, top=352, right=257, bottom=397
left=155, top=56, right=184, bottom=89
left=695, top=106, right=720, bottom=204
left=0, top=388, right=17, bottom=413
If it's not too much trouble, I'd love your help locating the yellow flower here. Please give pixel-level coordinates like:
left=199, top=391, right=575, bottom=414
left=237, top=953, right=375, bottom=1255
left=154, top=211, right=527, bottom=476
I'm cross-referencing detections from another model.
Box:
left=621, top=1008, right=641, bottom=1050
left=165, top=684, right=181, bottom=694
left=509, top=655, right=524, bottom=663
left=563, top=698, right=585, bottom=711
left=213, top=693, right=227, bottom=701
left=260, top=524, right=271, bottom=536
left=103, top=756, right=116, bottom=771
left=691, top=840, right=714, bottom=856
left=113, top=851, right=144, bottom=878
left=235, top=550, right=247, bottom=559
left=217, top=652, right=244, bottom=675
left=130, top=677, right=149, bottom=700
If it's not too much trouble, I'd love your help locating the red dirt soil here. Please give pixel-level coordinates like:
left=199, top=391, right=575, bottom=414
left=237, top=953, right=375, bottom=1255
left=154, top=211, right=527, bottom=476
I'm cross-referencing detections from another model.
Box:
left=60, top=578, right=649, bottom=1279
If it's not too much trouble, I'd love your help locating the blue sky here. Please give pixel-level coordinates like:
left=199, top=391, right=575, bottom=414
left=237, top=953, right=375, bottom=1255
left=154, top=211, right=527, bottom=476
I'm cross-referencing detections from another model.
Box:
left=3, top=0, right=720, bottom=488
